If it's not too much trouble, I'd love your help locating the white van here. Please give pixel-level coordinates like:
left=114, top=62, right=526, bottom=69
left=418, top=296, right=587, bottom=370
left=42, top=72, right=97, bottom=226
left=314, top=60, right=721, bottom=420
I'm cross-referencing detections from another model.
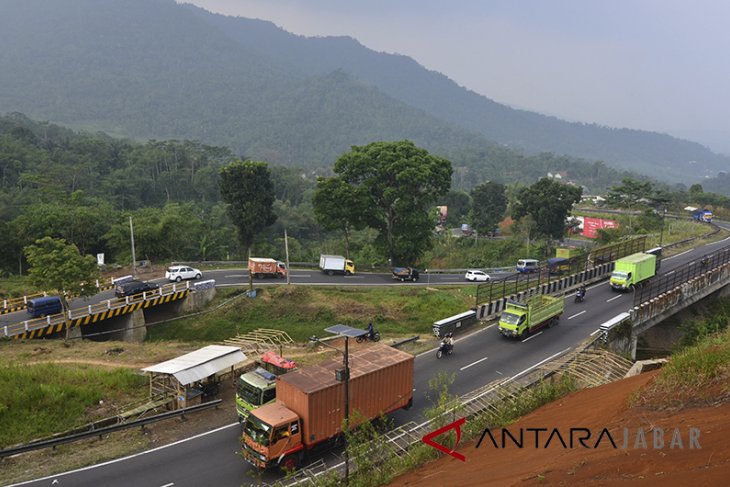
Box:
left=516, top=259, right=540, bottom=273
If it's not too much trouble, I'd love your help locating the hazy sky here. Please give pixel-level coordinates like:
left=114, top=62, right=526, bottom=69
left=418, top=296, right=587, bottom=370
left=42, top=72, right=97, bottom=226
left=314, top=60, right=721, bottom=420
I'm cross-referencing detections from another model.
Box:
left=183, top=0, right=730, bottom=154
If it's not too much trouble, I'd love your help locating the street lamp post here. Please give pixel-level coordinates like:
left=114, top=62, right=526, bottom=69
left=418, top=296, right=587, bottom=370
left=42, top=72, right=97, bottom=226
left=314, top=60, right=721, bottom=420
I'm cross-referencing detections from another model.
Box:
left=659, top=207, right=667, bottom=246
left=310, top=324, right=368, bottom=485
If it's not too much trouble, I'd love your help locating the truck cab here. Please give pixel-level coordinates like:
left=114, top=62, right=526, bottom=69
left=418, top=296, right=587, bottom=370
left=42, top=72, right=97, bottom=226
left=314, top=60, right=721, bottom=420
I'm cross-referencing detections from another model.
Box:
left=241, top=403, right=303, bottom=470
left=236, top=352, right=297, bottom=422
left=498, top=301, right=528, bottom=338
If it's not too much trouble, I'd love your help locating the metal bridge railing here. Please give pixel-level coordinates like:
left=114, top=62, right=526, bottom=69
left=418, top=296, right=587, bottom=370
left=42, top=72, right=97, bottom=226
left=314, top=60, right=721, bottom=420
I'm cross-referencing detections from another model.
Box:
left=633, top=243, right=730, bottom=307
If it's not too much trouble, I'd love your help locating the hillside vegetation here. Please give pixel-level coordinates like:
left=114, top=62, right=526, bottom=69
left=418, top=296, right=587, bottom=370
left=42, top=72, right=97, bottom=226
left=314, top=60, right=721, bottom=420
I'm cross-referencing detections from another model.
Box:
left=0, top=0, right=727, bottom=183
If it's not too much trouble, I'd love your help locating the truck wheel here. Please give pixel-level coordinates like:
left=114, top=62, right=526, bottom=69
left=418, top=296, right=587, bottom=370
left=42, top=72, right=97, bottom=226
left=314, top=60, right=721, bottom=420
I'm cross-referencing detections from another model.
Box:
left=413, top=276, right=418, bottom=282
left=521, top=328, right=530, bottom=338
left=257, top=274, right=263, bottom=279
left=345, top=270, right=351, bottom=276
left=328, top=270, right=334, bottom=276
left=400, top=277, right=405, bottom=282
left=281, top=455, right=299, bottom=472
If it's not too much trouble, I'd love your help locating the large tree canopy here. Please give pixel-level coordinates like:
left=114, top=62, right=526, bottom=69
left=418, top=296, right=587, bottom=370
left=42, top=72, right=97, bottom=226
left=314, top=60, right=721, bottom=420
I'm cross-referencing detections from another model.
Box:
left=320, top=140, right=452, bottom=265
left=470, top=182, right=507, bottom=235
left=512, top=178, right=582, bottom=239
left=219, top=160, right=277, bottom=252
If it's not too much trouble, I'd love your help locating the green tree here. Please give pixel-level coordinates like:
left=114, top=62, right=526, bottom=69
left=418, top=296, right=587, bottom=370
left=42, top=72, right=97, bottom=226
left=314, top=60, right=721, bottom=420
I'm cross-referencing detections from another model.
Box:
left=470, top=182, right=507, bottom=235
left=512, top=178, right=582, bottom=240
left=606, top=177, right=653, bottom=209
left=220, top=160, right=277, bottom=287
left=440, top=190, right=472, bottom=227
left=24, top=237, right=99, bottom=340
left=312, top=177, right=367, bottom=258
left=327, top=141, right=452, bottom=265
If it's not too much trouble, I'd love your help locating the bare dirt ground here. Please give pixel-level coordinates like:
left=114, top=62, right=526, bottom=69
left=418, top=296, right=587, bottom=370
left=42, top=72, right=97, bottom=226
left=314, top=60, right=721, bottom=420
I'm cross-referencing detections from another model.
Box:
left=388, top=370, right=730, bottom=487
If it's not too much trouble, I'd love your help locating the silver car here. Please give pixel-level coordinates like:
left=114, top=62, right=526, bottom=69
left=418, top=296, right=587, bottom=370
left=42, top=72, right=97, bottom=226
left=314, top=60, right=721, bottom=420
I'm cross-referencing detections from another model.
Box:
left=165, top=266, right=202, bottom=282
left=465, top=270, right=490, bottom=282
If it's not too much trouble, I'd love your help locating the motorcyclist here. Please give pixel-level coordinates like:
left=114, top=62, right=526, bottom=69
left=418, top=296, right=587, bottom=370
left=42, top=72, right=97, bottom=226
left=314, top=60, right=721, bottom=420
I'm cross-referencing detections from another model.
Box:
left=367, top=322, right=375, bottom=341
left=701, top=255, right=709, bottom=266
left=577, top=285, right=586, bottom=299
left=441, top=332, right=454, bottom=352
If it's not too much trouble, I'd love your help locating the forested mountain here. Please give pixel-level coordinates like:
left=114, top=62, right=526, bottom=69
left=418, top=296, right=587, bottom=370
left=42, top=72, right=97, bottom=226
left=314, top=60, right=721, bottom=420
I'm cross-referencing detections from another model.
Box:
left=0, top=0, right=726, bottom=184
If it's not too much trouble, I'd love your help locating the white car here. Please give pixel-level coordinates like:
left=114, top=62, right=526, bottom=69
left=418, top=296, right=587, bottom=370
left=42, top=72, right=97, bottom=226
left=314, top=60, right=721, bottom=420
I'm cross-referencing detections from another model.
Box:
left=166, top=266, right=202, bottom=282
left=465, top=270, right=490, bottom=282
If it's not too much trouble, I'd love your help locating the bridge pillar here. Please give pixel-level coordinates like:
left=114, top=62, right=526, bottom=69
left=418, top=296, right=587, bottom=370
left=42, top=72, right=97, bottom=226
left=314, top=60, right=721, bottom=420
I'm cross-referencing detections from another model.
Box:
left=177, top=287, right=216, bottom=313
left=119, top=309, right=147, bottom=343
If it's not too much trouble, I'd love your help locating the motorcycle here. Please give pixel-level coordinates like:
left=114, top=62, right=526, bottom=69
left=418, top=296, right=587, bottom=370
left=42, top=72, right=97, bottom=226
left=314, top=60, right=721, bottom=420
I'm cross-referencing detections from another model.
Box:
left=700, top=256, right=710, bottom=267
left=356, top=331, right=381, bottom=343
left=436, top=341, right=453, bottom=359
left=574, top=292, right=585, bottom=303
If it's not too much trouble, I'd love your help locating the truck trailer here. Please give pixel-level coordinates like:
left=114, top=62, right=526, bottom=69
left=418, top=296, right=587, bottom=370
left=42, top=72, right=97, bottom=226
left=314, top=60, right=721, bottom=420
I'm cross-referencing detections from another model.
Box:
left=235, top=351, right=298, bottom=422
left=498, top=294, right=564, bottom=339
left=241, top=344, right=414, bottom=471
left=319, top=254, right=355, bottom=275
left=249, top=258, right=287, bottom=279
left=609, top=252, right=656, bottom=291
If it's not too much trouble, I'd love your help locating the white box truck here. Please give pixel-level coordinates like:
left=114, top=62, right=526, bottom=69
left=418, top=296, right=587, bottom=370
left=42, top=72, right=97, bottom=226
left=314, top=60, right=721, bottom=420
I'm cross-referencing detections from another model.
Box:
left=319, top=254, right=355, bottom=275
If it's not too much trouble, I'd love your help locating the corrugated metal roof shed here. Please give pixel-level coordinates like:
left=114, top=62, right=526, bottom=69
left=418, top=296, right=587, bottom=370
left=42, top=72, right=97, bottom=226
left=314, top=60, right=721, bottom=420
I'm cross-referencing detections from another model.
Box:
left=142, top=345, right=246, bottom=386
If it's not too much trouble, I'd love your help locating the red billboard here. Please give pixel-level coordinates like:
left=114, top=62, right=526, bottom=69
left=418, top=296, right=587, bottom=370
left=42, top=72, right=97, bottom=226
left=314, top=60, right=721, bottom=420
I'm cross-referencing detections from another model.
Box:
left=582, top=217, right=618, bottom=238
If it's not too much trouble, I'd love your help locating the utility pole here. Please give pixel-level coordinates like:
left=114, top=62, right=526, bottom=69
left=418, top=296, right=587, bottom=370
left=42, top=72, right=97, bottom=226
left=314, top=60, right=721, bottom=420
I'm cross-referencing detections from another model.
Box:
left=284, top=228, right=291, bottom=285
left=129, top=216, right=137, bottom=278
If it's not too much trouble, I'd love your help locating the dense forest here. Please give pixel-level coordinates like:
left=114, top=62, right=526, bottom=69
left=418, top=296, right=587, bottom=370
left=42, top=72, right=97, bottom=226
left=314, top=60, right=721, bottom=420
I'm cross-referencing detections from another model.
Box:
left=0, top=0, right=727, bottom=185
left=0, top=113, right=637, bottom=275
left=2, top=114, right=729, bottom=277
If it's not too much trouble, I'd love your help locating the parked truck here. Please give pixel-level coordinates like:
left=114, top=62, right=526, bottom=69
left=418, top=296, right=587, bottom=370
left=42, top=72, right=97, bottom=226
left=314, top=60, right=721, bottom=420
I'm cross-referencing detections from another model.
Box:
left=498, top=294, right=564, bottom=339
left=609, top=252, right=656, bottom=291
left=241, top=344, right=414, bottom=471
left=392, top=267, right=419, bottom=282
left=249, top=258, right=287, bottom=279
left=319, top=254, right=355, bottom=275
left=236, top=351, right=298, bottom=423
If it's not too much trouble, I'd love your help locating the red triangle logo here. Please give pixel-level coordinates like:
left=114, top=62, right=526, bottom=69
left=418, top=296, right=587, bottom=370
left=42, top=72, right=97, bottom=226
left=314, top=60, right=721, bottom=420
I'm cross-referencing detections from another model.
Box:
left=422, top=417, right=467, bottom=462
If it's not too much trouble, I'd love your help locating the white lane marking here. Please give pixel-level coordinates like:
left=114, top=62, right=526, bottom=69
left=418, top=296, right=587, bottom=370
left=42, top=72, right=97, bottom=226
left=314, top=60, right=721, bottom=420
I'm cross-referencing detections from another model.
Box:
left=495, top=370, right=503, bottom=375
left=665, top=270, right=675, bottom=275
left=511, top=347, right=572, bottom=380
left=521, top=331, right=543, bottom=342
left=292, top=274, right=311, bottom=277
left=6, top=423, right=239, bottom=487
left=439, top=277, right=462, bottom=281
left=460, top=356, right=488, bottom=371
left=343, top=276, right=365, bottom=279
left=160, top=483, right=175, bottom=487
left=224, top=274, right=247, bottom=278
left=590, top=329, right=602, bottom=336
left=607, top=295, right=622, bottom=302
left=664, top=249, right=693, bottom=260
left=568, top=310, right=586, bottom=320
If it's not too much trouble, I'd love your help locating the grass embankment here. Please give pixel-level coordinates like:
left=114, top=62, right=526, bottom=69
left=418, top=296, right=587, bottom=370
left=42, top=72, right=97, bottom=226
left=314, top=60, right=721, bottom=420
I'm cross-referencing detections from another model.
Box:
left=147, top=285, right=477, bottom=343
left=0, top=363, right=147, bottom=448
left=635, top=325, right=730, bottom=409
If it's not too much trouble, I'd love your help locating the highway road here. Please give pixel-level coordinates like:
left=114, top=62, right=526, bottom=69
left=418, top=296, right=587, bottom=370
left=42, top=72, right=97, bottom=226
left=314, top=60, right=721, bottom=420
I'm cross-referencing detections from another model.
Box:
left=0, top=269, right=510, bottom=329
left=9, top=224, right=730, bottom=487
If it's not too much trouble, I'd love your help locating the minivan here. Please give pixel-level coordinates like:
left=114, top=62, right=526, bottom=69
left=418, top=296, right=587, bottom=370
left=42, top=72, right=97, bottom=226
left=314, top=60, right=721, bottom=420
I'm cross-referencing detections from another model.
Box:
left=27, top=296, right=63, bottom=318
left=115, top=280, right=160, bottom=298
left=516, top=259, right=540, bottom=273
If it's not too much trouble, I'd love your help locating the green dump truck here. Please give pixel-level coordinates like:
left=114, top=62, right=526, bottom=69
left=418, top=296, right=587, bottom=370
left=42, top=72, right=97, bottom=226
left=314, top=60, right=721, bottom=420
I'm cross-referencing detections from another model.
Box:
left=236, top=351, right=297, bottom=422
left=498, top=294, right=564, bottom=339
left=609, top=252, right=657, bottom=291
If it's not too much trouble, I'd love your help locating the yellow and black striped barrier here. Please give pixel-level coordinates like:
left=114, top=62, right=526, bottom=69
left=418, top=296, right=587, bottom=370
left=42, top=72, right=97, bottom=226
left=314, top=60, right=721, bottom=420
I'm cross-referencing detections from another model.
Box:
left=5, top=285, right=191, bottom=340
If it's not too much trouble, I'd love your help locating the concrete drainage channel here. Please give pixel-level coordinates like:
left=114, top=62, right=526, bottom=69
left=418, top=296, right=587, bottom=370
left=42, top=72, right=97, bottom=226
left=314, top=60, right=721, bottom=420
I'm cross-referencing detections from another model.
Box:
left=261, top=335, right=635, bottom=487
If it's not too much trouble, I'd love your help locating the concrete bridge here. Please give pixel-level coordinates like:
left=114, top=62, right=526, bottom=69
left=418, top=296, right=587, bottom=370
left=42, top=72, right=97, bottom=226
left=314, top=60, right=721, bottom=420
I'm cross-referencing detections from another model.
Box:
left=3, top=279, right=216, bottom=341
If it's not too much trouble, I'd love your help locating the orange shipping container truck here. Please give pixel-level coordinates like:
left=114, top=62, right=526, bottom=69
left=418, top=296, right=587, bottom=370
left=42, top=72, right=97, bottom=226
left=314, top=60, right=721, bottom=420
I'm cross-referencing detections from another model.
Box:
left=248, top=257, right=287, bottom=279
left=241, top=343, right=414, bottom=471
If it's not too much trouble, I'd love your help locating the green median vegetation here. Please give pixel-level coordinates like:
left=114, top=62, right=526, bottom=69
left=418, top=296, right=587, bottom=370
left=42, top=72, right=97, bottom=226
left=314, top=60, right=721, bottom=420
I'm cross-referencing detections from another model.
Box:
left=146, top=285, right=478, bottom=343
left=0, top=363, right=148, bottom=448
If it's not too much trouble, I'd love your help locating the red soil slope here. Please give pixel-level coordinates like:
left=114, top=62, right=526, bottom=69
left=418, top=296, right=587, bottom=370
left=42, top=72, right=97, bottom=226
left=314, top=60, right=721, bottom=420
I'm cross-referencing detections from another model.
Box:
left=389, top=371, right=730, bottom=486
